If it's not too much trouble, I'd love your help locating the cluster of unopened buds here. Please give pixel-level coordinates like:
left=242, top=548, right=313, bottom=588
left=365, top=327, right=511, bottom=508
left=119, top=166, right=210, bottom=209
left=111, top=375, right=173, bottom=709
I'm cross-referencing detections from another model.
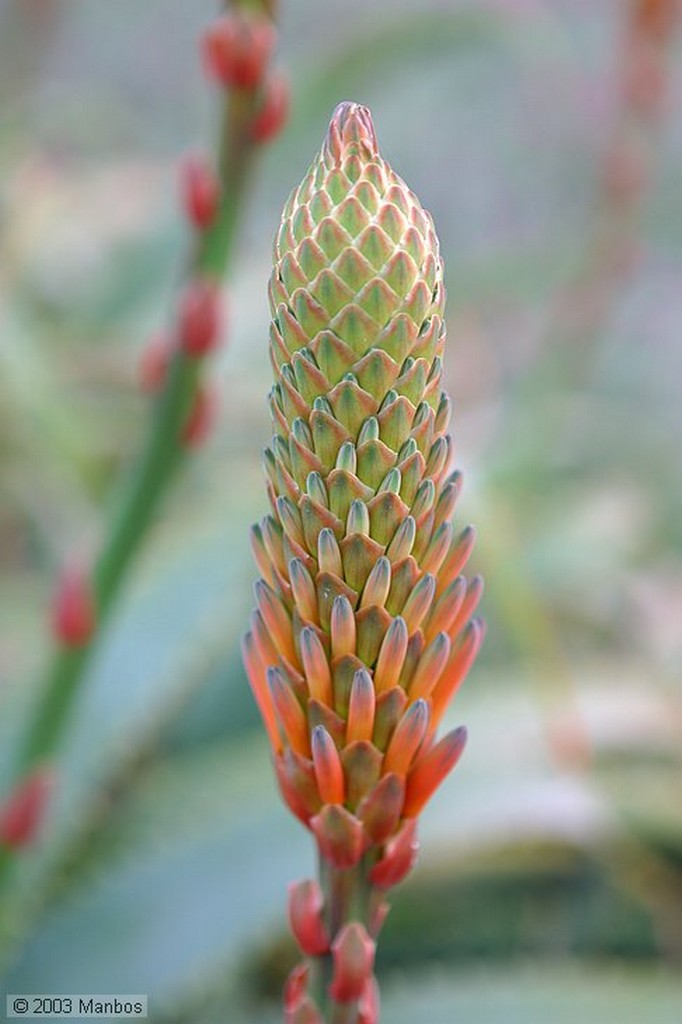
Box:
left=244, top=102, right=484, bottom=1022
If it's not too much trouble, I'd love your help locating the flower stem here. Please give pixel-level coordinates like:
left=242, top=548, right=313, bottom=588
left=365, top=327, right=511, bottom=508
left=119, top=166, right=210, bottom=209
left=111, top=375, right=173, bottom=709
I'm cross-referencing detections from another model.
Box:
left=312, top=855, right=374, bottom=1023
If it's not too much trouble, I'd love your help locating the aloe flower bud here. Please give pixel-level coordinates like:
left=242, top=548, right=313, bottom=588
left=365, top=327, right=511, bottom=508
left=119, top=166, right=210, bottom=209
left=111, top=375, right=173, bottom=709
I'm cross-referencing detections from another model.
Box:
left=244, top=101, right=484, bottom=1017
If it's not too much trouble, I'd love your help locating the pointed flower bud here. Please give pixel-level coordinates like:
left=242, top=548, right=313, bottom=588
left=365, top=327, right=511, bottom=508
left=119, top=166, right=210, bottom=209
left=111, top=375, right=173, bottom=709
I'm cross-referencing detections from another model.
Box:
left=329, top=922, right=376, bottom=1003
left=202, top=12, right=276, bottom=91
left=311, top=804, right=363, bottom=869
left=52, top=561, right=95, bottom=647
left=382, top=699, right=429, bottom=776
left=311, top=725, right=345, bottom=805
left=288, top=879, right=330, bottom=956
left=404, top=726, right=468, bottom=817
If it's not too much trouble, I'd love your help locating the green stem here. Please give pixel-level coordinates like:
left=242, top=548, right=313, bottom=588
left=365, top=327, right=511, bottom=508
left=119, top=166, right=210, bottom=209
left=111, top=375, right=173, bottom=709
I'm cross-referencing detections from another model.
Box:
left=312, top=855, right=374, bottom=1024
left=2, top=74, right=266, bottom=872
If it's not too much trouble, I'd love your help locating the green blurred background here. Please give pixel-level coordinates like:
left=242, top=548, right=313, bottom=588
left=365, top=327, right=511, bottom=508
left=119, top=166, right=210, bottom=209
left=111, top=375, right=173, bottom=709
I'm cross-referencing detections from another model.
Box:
left=1, top=1, right=681, bottom=1021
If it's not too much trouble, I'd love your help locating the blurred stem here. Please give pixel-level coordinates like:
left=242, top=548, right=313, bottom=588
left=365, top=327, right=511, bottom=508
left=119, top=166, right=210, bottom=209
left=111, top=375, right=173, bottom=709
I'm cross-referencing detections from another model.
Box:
left=14, top=91, right=258, bottom=776
left=0, top=4, right=273, bottom=889
left=311, top=855, right=374, bottom=1023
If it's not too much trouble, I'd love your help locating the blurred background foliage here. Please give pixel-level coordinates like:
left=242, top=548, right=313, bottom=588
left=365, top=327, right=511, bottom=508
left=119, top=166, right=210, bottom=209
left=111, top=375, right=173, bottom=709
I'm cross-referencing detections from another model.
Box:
left=0, top=0, right=681, bottom=1021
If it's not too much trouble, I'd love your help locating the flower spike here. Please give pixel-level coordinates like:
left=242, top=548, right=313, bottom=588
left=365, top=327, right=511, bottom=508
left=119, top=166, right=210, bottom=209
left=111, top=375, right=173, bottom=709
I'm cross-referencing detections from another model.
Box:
left=242, top=101, right=484, bottom=1020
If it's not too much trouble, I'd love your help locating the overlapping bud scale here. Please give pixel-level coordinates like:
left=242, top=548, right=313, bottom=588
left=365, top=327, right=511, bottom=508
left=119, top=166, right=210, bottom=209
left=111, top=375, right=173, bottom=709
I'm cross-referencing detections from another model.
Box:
left=245, top=103, right=483, bottom=879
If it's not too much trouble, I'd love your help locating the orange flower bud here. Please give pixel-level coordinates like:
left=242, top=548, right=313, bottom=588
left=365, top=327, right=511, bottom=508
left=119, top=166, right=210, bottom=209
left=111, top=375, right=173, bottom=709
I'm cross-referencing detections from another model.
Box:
left=404, top=726, right=468, bottom=817
left=250, top=71, right=289, bottom=144
left=241, top=632, right=281, bottom=754
left=178, top=278, right=222, bottom=357
left=329, top=923, right=376, bottom=1003
left=288, top=880, right=330, bottom=956
left=52, top=561, right=95, bottom=647
left=269, top=667, right=310, bottom=757
left=430, top=618, right=485, bottom=731
left=382, top=699, right=429, bottom=776
left=300, top=627, right=333, bottom=706
left=311, top=725, right=345, bottom=805
left=346, top=669, right=375, bottom=744
left=180, top=152, right=220, bottom=230
left=0, top=766, right=54, bottom=849
left=202, top=13, right=276, bottom=91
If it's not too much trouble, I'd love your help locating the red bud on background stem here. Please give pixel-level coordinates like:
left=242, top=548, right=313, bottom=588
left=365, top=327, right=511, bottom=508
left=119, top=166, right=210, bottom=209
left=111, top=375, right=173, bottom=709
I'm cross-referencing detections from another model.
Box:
left=202, top=12, right=276, bottom=91
left=180, top=385, right=218, bottom=449
left=250, top=72, right=289, bottom=143
left=52, top=562, right=96, bottom=647
left=0, top=766, right=54, bottom=848
left=180, top=153, right=220, bottom=230
left=178, top=278, right=222, bottom=357
left=138, top=332, right=173, bottom=394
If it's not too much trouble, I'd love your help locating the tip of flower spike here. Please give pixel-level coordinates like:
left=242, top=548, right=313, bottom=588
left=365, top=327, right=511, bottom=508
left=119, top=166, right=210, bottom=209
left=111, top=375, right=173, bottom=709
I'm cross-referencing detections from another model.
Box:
left=324, top=102, right=378, bottom=164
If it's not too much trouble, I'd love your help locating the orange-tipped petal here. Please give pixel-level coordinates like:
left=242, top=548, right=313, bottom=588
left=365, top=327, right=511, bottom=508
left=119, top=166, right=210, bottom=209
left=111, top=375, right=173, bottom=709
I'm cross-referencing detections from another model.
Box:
left=255, top=579, right=297, bottom=665
left=330, top=594, right=356, bottom=658
left=311, top=725, right=345, bottom=804
left=447, top=574, right=484, bottom=640
left=404, top=726, right=468, bottom=817
left=435, top=526, right=476, bottom=595
left=373, top=616, right=408, bottom=695
left=329, top=922, right=376, bottom=1003
left=289, top=558, right=319, bottom=625
left=382, top=699, right=429, bottom=776
left=346, top=668, right=376, bottom=743
left=407, top=631, right=451, bottom=701
left=360, top=555, right=391, bottom=609
left=400, top=573, right=436, bottom=633
left=300, top=627, right=333, bottom=706
left=242, top=632, right=281, bottom=753
left=269, top=667, right=310, bottom=756
left=430, top=618, right=485, bottom=730
left=317, top=527, right=343, bottom=576
left=424, top=575, right=466, bottom=642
